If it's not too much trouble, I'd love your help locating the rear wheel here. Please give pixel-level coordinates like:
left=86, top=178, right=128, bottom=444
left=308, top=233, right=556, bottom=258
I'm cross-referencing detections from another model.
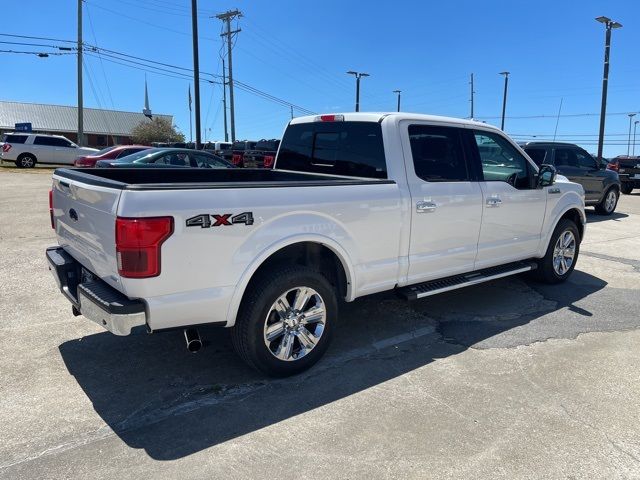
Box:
left=533, top=219, right=580, bottom=284
left=594, top=187, right=619, bottom=215
left=16, top=154, right=36, bottom=168
left=231, top=265, right=338, bottom=377
left=620, top=183, right=633, bottom=195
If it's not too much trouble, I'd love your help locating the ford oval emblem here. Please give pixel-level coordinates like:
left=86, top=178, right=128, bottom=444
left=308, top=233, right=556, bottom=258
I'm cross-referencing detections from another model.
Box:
left=69, top=208, right=78, bottom=222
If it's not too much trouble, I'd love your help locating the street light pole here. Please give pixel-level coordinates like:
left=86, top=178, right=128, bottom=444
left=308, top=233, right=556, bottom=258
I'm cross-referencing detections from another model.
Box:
left=595, top=16, right=623, bottom=162
left=627, top=113, right=636, bottom=156
left=499, top=71, right=509, bottom=131
left=77, top=0, right=83, bottom=146
left=393, top=90, right=401, bottom=112
left=347, top=71, right=369, bottom=112
left=634, top=120, right=639, bottom=156
left=190, top=0, right=202, bottom=149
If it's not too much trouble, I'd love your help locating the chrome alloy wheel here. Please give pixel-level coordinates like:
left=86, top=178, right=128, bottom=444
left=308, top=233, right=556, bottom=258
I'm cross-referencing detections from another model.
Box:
left=20, top=156, right=35, bottom=168
left=552, top=230, right=576, bottom=276
left=263, top=286, right=326, bottom=362
left=604, top=189, right=617, bottom=213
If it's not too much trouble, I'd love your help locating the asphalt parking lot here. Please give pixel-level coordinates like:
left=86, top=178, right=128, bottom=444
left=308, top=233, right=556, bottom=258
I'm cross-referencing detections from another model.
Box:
left=1, top=168, right=639, bottom=479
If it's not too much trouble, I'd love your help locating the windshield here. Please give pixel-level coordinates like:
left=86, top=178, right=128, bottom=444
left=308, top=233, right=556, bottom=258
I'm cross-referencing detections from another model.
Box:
left=115, top=148, right=161, bottom=163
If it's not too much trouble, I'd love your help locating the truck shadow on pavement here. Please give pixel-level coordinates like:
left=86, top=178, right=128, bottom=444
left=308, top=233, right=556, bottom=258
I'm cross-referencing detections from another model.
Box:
left=585, top=211, right=628, bottom=223
left=59, top=269, right=608, bottom=460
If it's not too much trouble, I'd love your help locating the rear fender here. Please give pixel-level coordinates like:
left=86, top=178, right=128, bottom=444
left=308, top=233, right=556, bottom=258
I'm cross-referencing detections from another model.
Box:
left=224, top=219, right=357, bottom=327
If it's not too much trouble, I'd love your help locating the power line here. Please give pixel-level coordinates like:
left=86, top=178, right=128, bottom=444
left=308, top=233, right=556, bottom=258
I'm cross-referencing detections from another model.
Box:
left=476, top=111, right=636, bottom=120
left=0, top=49, right=73, bottom=56
left=0, top=33, right=76, bottom=43
left=84, top=1, right=217, bottom=40
left=85, top=3, right=116, bottom=112
left=83, top=48, right=315, bottom=115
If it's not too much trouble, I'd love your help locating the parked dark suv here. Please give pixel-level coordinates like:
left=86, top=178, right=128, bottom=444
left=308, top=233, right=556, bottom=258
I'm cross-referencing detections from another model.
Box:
left=521, top=142, right=621, bottom=215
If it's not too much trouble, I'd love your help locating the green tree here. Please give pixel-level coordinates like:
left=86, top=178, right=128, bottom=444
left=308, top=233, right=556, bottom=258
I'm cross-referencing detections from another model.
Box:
left=130, top=117, right=185, bottom=144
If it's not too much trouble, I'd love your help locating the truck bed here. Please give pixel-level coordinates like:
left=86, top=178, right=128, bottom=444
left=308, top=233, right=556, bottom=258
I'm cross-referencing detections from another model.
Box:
left=55, top=168, right=395, bottom=190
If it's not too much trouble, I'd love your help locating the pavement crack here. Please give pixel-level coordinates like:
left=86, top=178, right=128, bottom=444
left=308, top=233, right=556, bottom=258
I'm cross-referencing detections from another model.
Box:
left=581, top=251, right=640, bottom=273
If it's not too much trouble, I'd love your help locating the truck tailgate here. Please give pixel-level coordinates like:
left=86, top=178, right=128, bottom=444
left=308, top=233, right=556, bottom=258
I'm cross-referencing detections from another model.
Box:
left=52, top=175, right=122, bottom=291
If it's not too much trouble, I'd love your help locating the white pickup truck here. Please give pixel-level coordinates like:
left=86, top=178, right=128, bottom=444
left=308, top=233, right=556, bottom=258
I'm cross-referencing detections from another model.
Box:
left=47, top=113, right=585, bottom=376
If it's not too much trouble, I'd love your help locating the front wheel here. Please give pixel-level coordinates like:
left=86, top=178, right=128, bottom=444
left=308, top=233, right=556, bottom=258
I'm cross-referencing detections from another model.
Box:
left=533, top=219, right=580, bottom=284
left=594, top=187, right=619, bottom=215
left=231, top=265, right=338, bottom=377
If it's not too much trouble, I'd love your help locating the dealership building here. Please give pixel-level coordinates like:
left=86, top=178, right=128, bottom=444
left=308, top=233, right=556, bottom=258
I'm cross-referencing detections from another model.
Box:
left=0, top=101, right=173, bottom=148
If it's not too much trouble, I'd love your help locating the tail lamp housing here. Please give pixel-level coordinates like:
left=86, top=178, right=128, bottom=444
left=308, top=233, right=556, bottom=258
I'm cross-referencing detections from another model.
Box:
left=606, top=159, right=619, bottom=172
left=263, top=155, right=275, bottom=168
left=232, top=153, right=243, bottom=165
left=49, top=189, right=55, bottom=229
left=116, top=217, right=174, bottom=278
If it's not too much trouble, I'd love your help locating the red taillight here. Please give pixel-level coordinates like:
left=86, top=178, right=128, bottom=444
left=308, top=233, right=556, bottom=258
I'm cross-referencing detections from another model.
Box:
left=74, top=157, right=90, bottom=167
left=115, top=217, right=173, bottom=278
left=607, top=160, right=619, bottom=172
left=232, top=154, right=243, bottom=165
left=263, top=155, right=275, bottom=168
left=2, top=143, right=11, bottom=153
left=49, top=189, right=55, bottom=229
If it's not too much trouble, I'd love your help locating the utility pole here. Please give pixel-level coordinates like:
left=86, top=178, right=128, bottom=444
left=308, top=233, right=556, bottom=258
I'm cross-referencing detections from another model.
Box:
left=499, top=71, right=509, bottom=131
left=290, top=105, right=294, bottom=120
left=347, top=71, right=369, bottom=112
left=634, top=120, right=639, bottom=156
left=595, top=16, right=623, bottom=161
left=627, top=113, right=636, bottom=156
left=469, top=73, right=475, bottom=119
left=190, top=0, right=202, bottom=149
left=77, top=0, right=83, bottom=146
left=393, top=90, right=401, bottom=112
left=216, top=9, right=242, bottom=142
left=222, top=58, right=228, bottom=142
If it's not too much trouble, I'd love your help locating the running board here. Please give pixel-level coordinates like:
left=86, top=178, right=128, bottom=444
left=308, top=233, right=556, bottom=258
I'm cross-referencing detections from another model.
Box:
left=397, top=261, right=538, bottom=300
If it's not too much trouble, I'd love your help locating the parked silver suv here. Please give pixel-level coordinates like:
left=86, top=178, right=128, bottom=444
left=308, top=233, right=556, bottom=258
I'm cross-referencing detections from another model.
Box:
left=1, top=133, right=97, bottom=168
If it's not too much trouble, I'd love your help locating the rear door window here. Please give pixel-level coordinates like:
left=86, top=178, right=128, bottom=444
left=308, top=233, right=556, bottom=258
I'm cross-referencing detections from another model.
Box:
left=277, top=121, right=387, bottom=178
left=34, top=137, right=73, bottom=147
left=407, top=125, right=470, bottom=182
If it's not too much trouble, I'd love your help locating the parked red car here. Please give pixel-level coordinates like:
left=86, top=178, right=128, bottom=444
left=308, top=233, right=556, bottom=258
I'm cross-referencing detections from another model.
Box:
left=74, top=145, right=150, bottom=167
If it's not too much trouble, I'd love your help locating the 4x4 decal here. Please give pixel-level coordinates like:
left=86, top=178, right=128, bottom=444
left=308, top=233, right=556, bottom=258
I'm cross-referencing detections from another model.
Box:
left=186, top=212, right=254, bottom=228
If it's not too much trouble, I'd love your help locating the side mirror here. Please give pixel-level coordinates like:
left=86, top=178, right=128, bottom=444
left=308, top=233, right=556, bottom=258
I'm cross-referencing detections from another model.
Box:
left=537, top=164, right=557, bottom=188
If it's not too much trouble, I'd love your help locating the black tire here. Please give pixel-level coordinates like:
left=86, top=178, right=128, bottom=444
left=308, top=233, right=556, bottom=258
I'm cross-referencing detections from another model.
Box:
left=231, top=265, right=338, bottom=377
left=533, top=218, right=580, bottom=284
left=620, top=183, right=633, bottom=195
left=594, top=187, right=619, bottom=215
left=16, top=153, right=37, bottom=168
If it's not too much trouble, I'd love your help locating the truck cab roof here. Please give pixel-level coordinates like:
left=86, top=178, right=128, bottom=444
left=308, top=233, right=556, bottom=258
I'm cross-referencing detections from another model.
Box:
left=290, top=112, right=500, bottom=130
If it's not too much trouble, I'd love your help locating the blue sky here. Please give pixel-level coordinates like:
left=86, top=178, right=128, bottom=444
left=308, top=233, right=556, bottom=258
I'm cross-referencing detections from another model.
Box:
left=1, top=0, right=638, bottom=156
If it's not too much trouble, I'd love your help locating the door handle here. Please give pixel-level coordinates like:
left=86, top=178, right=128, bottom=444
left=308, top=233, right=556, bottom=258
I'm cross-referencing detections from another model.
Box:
left=416, top=201, right=437, bottom=213
left=486, top=197, right=502, bottom=207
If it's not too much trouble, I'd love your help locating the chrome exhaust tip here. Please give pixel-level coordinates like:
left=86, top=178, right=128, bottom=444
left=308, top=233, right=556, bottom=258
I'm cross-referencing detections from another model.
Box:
left=184, top=328, right=202, bottom=353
